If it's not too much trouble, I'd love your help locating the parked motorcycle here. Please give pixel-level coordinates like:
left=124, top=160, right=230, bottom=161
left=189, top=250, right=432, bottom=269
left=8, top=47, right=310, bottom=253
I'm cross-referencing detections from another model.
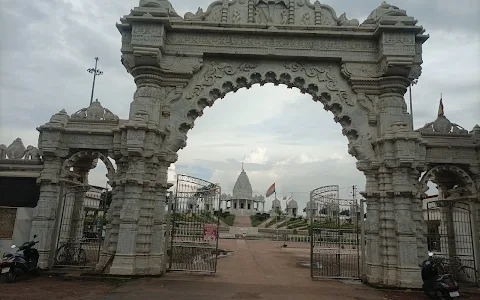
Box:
left=420, top=252, right=460, bottom=299
left=0, top=234, right=40, bottom=283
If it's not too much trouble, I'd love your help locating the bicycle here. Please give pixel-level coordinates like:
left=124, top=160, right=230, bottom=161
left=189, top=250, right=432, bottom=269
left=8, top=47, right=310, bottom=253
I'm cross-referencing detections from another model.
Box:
left=437, top=256, right=479, bottom=285
left=55, top=242, right=88, bottom=266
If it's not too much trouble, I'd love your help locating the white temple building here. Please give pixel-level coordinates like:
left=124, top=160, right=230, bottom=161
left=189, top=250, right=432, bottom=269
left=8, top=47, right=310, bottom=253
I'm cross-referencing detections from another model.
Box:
left=286, top=199, right=298, bottom=217
left=221, top=166, right=265, bottom=216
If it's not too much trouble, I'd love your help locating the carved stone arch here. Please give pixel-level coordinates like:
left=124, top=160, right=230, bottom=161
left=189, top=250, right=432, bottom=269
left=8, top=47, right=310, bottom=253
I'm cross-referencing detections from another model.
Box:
left=62, top=150, right=116, bottom=184
left=165, top=59, right=376, bottom=163
left=419, top=165, right=477, bottom=199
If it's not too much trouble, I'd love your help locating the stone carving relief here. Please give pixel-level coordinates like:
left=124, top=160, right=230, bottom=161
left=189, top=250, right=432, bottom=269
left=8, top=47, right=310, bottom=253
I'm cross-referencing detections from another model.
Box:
left=418, top=114, right=468, bottom=134
left=138, top=0, right=180, bottom=18
left=71, top=100, right=119, bottom=122
left=1, top=138, right=41, bottom=160
left=159, top=56, right=204, bottom=77
left=361, top=1, right=416, bottom=27
left=341, top=63, right=380, bottom=78
left=62, top=150, right=116, bottom=183
left=165, top=59, right=375, bottom=162
left=181, top=0, right=359, bottom=27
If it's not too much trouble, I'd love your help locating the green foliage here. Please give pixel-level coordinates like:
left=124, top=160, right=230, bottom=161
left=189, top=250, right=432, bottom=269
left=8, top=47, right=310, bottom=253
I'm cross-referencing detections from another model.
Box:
left=310, top=221, right=354, bottom=229
left=265, top=216, right=285, bottom=228
left=250, top=213, right=270, bottom=227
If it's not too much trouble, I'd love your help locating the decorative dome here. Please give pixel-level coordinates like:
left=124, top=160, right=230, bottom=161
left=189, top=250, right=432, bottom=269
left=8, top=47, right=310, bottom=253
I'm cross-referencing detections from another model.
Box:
left=287, top=199, right=298, bottom=208
left=272, top=198, right=281, bottom=208
left=306, top=200, right=317, bottom=209
left=232, top=168, right=253, bottom=199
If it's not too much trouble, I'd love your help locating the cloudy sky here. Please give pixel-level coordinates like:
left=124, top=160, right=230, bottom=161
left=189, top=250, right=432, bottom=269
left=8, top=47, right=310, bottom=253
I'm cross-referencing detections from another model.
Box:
left=0, top=0, right=479, bottom=211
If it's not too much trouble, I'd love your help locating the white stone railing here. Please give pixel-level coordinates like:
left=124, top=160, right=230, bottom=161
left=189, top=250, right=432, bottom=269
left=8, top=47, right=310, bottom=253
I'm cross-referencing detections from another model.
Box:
left=0, top=138, right=41, bottom=161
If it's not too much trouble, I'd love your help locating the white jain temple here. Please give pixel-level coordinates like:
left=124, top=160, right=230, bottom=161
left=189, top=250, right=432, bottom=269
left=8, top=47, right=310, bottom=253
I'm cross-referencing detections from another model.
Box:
left=0, top=0, right=479, bottom=289
left=221, top=166, right=265, bottom=216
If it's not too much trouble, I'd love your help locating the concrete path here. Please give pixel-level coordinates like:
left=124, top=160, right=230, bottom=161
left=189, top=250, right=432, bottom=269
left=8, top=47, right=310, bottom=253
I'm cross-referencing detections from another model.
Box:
left=233, top=215, right=251, bottom=227
left=103, top=240, right=395, bottom=300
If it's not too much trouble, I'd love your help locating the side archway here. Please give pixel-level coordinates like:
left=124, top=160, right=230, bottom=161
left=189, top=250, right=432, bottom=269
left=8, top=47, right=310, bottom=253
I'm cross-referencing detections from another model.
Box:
left=61, top=150, right=116, bottom=184
left=419, top=165, right=477, bottom=198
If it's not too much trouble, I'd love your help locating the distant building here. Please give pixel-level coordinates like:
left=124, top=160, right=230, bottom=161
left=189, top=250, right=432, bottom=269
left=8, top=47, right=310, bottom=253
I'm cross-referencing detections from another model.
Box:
left=222, top=166, right=265, bottom=216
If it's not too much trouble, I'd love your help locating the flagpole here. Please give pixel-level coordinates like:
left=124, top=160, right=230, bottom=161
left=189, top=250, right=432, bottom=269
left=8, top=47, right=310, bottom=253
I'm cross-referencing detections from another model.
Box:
left=275, top=191, right=278, bottom=241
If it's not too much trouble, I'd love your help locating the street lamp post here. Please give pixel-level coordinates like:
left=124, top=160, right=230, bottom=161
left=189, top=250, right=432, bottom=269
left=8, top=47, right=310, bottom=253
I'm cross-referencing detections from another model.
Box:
left=87, top=57, right=104, bottom=105
left=409, top=79, right=418, bottom=128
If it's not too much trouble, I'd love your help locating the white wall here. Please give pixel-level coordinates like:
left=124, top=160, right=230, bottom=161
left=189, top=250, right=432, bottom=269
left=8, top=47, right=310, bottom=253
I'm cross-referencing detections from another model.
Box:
left=0, top=208, right=34, bottom=257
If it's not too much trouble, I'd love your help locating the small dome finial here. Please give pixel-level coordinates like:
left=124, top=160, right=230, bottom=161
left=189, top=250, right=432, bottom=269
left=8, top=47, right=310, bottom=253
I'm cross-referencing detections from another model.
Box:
left=242, top=162, right=244, bottom=171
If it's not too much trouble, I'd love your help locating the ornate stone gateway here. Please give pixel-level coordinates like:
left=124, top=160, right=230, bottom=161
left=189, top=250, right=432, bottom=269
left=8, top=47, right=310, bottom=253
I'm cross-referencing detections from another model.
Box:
left=30, top=0, right=480, bottom=288
left=310, top=185, right=361, bottom=279
left=168, top=175, right=221, bottom=273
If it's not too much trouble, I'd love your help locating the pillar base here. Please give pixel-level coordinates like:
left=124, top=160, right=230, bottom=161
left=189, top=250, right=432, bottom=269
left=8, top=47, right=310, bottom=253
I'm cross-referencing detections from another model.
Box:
left=366, top=266, right=422, bottom=289
left=109, top=253, right=165, bottom=276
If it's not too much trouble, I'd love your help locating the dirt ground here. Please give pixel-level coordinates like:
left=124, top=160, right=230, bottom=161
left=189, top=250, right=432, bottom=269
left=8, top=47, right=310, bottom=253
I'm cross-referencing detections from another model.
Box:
left=0, top=276, right=118, bottom=300
left=1, top=239, right=478, bottom=300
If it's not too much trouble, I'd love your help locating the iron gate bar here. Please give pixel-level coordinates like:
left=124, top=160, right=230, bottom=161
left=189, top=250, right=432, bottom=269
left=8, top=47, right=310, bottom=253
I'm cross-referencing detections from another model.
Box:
left=168, top=174, right=221, bottom=273
left=54, top=184, right=107, bottom=269
left=310, top=186, right=360, bottom=279
left=426, top=200, right=478, bottom=285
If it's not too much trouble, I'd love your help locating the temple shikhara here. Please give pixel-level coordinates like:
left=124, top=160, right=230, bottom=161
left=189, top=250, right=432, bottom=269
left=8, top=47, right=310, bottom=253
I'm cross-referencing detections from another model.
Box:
left=221, top=165, right=265, bottom=216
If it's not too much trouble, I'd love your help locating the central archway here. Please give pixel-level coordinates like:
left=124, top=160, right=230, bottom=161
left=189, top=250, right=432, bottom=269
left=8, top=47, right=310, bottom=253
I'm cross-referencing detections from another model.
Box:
left=165, top=59, right=375, bottom=163
left=106, top=0, right=430, bottom=288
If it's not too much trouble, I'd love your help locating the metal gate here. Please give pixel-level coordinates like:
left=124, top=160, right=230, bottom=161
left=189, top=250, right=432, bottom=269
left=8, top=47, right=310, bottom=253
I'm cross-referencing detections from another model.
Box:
left=426, top=200, right=478, bottom=285
left=54, top=184, right=107, bottom=269
left=168, top=174, right=221, bottom=273
left=309, top=186, right=360, bottom=279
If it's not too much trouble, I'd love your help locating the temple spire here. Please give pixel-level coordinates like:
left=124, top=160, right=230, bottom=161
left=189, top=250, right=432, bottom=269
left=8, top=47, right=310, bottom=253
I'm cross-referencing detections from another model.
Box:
left=438, top=93, right=444, bottom=117
left=242, top=162, right=244, bottom=171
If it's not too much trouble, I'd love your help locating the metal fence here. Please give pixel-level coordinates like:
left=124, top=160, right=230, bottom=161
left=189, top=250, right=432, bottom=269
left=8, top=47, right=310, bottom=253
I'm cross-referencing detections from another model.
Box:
left=426, top=200, right=478, bottom=285
left=168, top=175, right=221, bottom=273
left=309, top=186, right=361, bottom=279
left=54, top=184, right=107, bottom=269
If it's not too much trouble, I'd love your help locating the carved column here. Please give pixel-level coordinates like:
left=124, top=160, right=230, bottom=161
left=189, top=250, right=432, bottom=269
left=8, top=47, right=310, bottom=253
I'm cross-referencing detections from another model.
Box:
left=360, top=168, right=381, bottom=283
left=34, top=110, right=70, bottom=269
left=369, top=76, right=427, bottom=287
left=31, top=156, right=64, bottom=269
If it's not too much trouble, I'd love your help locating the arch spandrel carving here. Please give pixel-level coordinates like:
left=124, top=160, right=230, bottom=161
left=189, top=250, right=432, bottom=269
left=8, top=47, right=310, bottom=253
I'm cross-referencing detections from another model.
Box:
left=61, top=150, right=116, bottom=184
left=161, top=59, right=377, bottom=164
left=419, top=165, right=478, bottom=199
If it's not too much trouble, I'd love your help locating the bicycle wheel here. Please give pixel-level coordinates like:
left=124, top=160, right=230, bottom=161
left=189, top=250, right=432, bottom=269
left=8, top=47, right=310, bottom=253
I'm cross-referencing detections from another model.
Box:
left=458, top=266, right=479, bottom=284
left=55, top=245, right=68, bottom=265
left=77, top=248, right=88, bottom=266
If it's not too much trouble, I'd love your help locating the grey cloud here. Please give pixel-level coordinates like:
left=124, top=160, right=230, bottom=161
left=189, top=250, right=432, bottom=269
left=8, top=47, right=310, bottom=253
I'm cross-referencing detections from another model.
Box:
left=0, top=0, right=478, bottom=197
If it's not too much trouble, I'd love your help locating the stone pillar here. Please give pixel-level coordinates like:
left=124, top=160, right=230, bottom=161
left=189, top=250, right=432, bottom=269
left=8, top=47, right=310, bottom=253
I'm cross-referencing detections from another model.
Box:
left=364, top=76, right=427, bottom=288
left=69, top=167, right=89, bottom=241
left=151, top=160, right=172, bottom=274
left=106, top=62, right=178, bottom=275
left=31, top=157, right=64, bottom=269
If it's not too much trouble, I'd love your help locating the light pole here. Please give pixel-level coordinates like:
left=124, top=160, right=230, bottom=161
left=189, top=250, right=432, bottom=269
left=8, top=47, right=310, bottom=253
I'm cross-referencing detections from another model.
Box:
left=409, top=79, right=418, bottom=128
left=87, top=57, right=104, bottom=105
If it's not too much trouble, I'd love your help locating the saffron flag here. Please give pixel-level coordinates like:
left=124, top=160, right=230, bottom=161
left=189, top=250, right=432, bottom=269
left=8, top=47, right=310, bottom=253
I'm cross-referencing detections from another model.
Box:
left=438, top=94, right=444, bottom=116
left=266, top=183, right=276, bottom=197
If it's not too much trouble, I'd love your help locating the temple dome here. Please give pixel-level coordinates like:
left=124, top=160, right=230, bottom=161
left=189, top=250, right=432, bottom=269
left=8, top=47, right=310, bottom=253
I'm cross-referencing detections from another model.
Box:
left=232, top=169, right=253, bottom=199
left=272, top=198, right=281, bottom=208
left=287, top=199, right=298, bottom=208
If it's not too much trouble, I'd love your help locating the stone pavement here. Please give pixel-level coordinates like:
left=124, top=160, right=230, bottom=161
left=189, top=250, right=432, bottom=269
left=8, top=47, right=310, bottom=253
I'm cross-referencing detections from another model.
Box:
left=103, top=239, right=413, bottom=300
left=233, top=215, right=252, bottom=227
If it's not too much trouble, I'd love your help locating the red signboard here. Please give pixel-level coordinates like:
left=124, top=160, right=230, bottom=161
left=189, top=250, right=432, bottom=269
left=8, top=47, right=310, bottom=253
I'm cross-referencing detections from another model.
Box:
left=203, top=223, right=218, bottom=242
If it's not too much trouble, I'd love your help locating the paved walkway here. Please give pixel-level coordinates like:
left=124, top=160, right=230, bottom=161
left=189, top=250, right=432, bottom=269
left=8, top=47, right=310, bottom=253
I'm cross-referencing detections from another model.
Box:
left=233, top=215, right=252, bottom=227
left=103, top=240, right=401, bottom=300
